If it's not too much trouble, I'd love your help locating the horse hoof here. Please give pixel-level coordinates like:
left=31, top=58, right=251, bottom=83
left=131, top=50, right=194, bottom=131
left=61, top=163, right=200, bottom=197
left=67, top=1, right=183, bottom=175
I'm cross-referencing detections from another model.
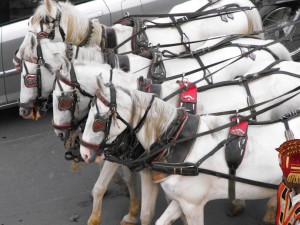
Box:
left=120, top=215, right=138, bottom=225
left=226, top=205, right=244, bottom=217
left=88, top=217, right=101, bottom=225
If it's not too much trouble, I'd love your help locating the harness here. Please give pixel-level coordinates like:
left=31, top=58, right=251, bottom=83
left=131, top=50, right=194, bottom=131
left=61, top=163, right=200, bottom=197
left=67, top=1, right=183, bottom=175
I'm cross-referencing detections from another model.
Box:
left=115, top=17, right=149, bottom=54
left=100, top=25, right=118, bottom=51
left=37, top=9, right=66, bottom=42
left=18, top=40, right=54, bottom=112
left=177, top=80, right=197, bottom=114
left=103, top=49, right=130, bottom=72
left=225, top=115, right=249, bottom=200
left=53, top=66, right=94, bottom=162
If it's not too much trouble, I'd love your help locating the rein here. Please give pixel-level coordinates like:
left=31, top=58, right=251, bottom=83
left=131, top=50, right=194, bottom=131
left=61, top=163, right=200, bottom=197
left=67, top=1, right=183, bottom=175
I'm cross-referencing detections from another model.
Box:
left=105, top=93, right=300, bottom=189
left=105, top=84, right=300, bottom=170
left=112, top=2, right=258, bottom=53
left=162, top=33, right=293, bottom=102
left=115, top=15, right=300, bottom=56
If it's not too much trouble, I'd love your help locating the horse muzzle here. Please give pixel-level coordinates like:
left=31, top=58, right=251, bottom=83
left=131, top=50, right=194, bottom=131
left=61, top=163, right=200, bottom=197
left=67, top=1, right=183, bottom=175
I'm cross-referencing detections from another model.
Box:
left=80, top=145, right=103, bottom=164
left=19, top=106, right=41, bottom=120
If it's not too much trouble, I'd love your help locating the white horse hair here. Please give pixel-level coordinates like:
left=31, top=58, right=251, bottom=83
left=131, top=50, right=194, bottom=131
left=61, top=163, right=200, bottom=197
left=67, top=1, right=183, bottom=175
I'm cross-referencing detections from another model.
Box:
left=80, top=80, right=300, bottom=225
left=16, top=31, right=292, bottom=120
left=17, top=31, right=294, bottom=224
left=77, top=61, right=300, bottom=224
left=29, top=0, right=263, bottom=53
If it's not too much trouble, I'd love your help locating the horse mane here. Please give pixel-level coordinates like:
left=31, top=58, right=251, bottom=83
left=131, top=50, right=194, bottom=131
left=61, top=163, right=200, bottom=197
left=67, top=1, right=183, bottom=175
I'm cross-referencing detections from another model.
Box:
left=31, top=1, right=60, bottom=25
left=73, top=45, right=104, bottom=63
left=31, top=1, right=89, bottom=42
left=60, top=2, right=90, bottom=42
left=129, top=89, right=177, bottom=148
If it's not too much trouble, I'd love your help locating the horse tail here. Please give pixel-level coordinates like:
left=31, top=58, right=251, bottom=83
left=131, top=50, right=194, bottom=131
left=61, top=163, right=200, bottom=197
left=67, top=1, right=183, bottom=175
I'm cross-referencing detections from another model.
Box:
left=227, top=0, right=264, bottom=39
left=266, top=41, right=293, bottom=61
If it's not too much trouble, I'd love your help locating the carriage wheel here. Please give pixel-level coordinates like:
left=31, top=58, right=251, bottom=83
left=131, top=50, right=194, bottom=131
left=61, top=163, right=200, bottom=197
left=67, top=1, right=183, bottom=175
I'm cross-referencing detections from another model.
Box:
left=260, top=5, right=296, bottom=40
left=260, top=4, right=300, bottom=60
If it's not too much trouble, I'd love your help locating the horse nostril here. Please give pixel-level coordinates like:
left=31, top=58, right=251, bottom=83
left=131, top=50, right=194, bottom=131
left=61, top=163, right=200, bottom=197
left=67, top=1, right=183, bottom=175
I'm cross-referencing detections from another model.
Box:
left=58, top=133, right=65, bottom=140
left=20, top=109, right=27, bottom=117
left=83, top=154, right=89, bottom=161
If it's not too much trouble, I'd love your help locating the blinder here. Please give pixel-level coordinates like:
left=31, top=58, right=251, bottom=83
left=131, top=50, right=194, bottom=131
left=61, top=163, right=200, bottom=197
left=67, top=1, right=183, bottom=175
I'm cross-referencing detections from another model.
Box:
left=92, top=94, right=113, bottom=136
left=93, top=114, right=109, bottom=133
left=58, top=92, right=76, bottom=111
left=24, top=74, right=38, bottom=88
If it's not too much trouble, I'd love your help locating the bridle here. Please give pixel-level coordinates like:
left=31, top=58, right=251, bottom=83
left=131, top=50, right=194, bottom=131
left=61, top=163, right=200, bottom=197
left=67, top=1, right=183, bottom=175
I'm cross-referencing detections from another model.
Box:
left=80, top=84, right=118, bottom=153
left=18, top=40, right=54, bottom=112
left=52, top=68, right=93, bottom=131
left=80, top=84, right=156, bottom=156
left=36, top=9, right=66, bottom=41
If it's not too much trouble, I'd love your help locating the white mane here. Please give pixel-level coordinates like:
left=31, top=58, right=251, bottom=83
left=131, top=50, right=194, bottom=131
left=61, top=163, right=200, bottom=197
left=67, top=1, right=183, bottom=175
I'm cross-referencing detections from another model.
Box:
left=129, top=89, right=178, bottom=148
left=20, top=32, right=104, bottom=73
left=31, top=1, right=90, bottom=44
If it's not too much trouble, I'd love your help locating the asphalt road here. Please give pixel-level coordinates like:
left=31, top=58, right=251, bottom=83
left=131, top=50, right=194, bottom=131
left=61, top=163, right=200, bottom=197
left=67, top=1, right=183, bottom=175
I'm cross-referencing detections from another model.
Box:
left=0, top=107, right=270, bottom=225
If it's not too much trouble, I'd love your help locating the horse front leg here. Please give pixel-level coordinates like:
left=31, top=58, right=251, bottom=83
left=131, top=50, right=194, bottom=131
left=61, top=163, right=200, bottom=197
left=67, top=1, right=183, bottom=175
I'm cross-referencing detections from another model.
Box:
left=263, top=195, right=277, bottom=225
left=88, top=161, right=120, bottom=225
left=139, top=170, right=159, bottom=225
left=155, top=200, right=185, bottom=225
left=180, top=200, right=206, bottom=225
left=121, top=166, right=141, bottom=225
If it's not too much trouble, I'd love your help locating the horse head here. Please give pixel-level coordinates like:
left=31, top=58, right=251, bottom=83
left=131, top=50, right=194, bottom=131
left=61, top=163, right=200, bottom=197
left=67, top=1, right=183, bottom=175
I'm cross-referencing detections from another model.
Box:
left=28, top=0, right=66, bottom=42
left=79, top=74, right=136, bottom=163
left=29, top=0, right=93, bottom=45
left=52, top=68, right=93, bottom=143
left=18, top=32, right=67, bottom=120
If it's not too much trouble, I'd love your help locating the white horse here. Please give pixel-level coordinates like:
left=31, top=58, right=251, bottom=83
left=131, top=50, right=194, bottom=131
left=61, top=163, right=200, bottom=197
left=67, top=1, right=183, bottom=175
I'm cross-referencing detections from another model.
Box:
left=16, top=31, right=293, bottom=224
left=80, top=77, right=300, bottom=225
left=54, top=60, right=300, bottom=225
left=28, top=0, right=263, bottom=53
left=16, top=31, right=292, bottom=120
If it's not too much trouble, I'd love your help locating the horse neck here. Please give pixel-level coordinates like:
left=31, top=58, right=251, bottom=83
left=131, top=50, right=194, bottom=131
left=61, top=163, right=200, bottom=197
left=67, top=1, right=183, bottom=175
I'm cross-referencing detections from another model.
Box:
left=71, top=44, right=104, bottom=63
left=61, top=3, right=101, bottom=46
left=88, top=21, right=102, bottom=46
left=41, top=41, right=66, bottom=71
left=111, top=24, right=134, bottom=53
left=131, top=91, right=178, bottom=149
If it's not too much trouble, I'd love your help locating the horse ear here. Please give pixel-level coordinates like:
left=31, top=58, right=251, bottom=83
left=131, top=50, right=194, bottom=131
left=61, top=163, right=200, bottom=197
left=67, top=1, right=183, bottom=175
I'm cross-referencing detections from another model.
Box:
left=96, top=73, right=106, bottom=92
left=20, top=32, right=37, bottom=60
left=44, top=0, right=53, bottom=16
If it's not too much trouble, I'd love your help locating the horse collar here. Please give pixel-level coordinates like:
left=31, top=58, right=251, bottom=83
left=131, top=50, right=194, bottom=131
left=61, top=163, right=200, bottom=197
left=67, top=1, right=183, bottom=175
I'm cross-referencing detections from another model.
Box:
left=100, top=26, right=117, bottom=51
left=78, top=21, right=94, bottom=47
